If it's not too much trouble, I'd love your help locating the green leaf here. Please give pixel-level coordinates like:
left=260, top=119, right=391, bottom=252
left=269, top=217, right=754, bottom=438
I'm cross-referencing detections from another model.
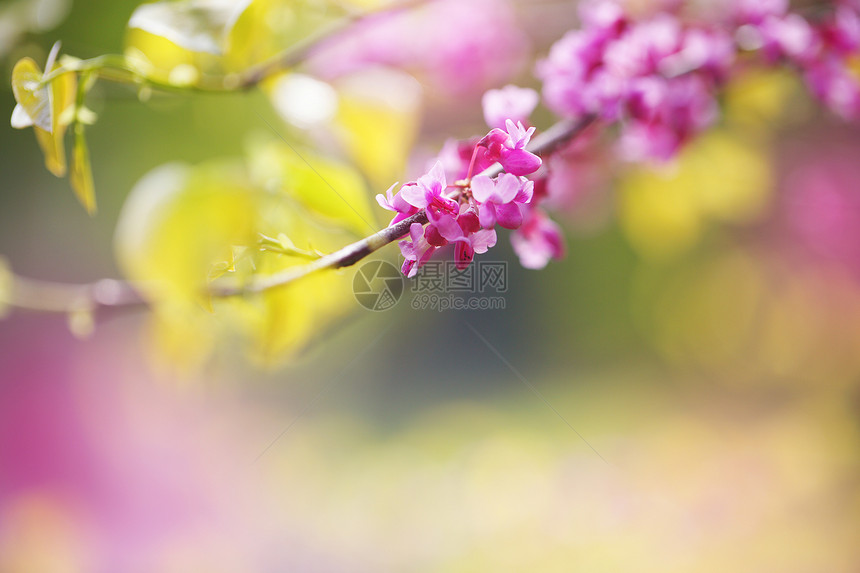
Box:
left=70, top=123, right=96, bottom=215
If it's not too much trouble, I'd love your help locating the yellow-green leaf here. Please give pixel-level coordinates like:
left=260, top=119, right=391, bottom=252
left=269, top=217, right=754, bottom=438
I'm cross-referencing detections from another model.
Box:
left=248, top=138, right=376, bottom=236
left=70, top=124, right=96, bottom=215
left=127, top=0, right=251, bottom=55
left=333, top=69, right=422, bottom=187
left=115, top=161, right=260, bottom=305
left=0, top=257, right=11, bottom=320
left=11, top=55, right=77, bottom=178
left=11, top=57, right=51, bottom=131
left=223, top=0, right=333, bottom=72
left=223, top=248, right=352, bottom=366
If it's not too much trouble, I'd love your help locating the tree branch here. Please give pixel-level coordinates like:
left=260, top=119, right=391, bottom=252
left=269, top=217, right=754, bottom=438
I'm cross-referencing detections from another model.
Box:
left=1, top=114, right=597, bottom=315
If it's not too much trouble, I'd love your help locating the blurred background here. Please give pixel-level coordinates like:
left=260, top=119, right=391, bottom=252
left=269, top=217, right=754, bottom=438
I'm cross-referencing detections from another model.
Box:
left=1, top=0, right=860, bottom=571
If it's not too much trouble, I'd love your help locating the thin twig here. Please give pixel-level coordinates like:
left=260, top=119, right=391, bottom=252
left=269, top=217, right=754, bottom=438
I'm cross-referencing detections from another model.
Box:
left=1, top=114, right=597, bottom=315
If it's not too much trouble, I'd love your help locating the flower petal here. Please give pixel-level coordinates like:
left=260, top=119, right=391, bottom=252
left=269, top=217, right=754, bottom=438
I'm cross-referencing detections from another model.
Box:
left=500, top=148, right=542, bottom=176
left=400, top=183, right=428, bottom=208
left=434, top=215, right=464, bottom=241
left=515, top=179, right=534, bottom=204
left=470, top=229, right=498, bottom=254
left=495, top=202, right=523, bottom=230
left=495, top=173, right=521, bottom=203
left=479, top=202, right=497, bottom=229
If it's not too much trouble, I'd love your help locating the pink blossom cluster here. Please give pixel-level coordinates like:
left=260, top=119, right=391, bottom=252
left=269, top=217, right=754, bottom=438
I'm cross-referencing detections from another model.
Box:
left=538, top=0, right=860, bottom=162
left=379, top=116, right=560, bottom=277
left=383, top=85, right=568, bottom=274
left=309, top=0, right=529, bottom=98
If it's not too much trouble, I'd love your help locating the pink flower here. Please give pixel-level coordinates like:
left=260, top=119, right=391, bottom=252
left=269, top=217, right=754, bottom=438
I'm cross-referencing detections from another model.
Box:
left=603, top=14, right=683, bottom=79
left=805, top=56, right=860, bottom=120
left=308, top=0, right=530, bottom=98
left=400, top=161, right=459, bottom=223
left=731, top=0, right=788, bottom=25
left=538, top=28, right=610, bottom=118
left=376, top=182, right=419, bottom=225
left=510, top=209, right=565, bottom=269
left=454, top=228, right=498, bottom=270
left=659, top=28, right=735, bottom=80
left=822, top=6, right=860, bottom=55
left=579, top=0, right=626, bottom=38
left=436, top=137, right=494, bottom=181
left=619, top=75, right=718, bottom=162
left=758, top=13, right=820, bottom=64
left=482, top=85, right=540, bottom=129
left=480, top=120, right=542, bottom=176
left=399, top=222, right=437, bottom=278
left=471, top=173, right=532, bottom=229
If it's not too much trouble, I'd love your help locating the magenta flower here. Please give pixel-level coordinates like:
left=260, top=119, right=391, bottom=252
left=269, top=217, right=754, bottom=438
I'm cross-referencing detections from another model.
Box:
left=376, top=182, right=419, bottom=225
left=757, top=13, right=819, bottom=63
left=454, top=228, right=498, bottom=270
left=399, top=222, right=437, bottom=278
left=482, top=85, right=539, bottom=129
left=308, top=0, right=530, bottom=98
left=805, top=57, right=860, bottom=120
left=400, top=161, right=459, bottom=223
left=510, top=209, right=566, bottom=270
left=603, top=14, right=682, bottom=79
left=579, top=0, right=626, bottom=38
left=436, top=137, right=494, bottom=181
left=471, top=173, right=532, bottom=229
left=659, top=28, right=735, bottom=81
left=539, top=27, right=613, bottom=118
left=731, top=0, right=788, bottom=26
left=823, top=6, right=860, bottom=55
left=619, top=75, right=718, bottom=162
left=480, top=120, right=542, bottom=176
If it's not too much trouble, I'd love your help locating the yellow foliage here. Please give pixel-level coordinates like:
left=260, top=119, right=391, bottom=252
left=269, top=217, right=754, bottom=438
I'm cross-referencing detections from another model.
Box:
left=723, top=68, right=803, bottom=128
left=12, top=57, right=77, bottom=175
left=619, top=129, right=772, bottom=260
left=124, top=29, right=220, bottom=82
left=115, top=146, right=371, bottom=369
left=247, top=137, right=377, bottom=236
left=333, top=70, right=422, bottom=187
left=115, top=162, right=260, bottom=306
